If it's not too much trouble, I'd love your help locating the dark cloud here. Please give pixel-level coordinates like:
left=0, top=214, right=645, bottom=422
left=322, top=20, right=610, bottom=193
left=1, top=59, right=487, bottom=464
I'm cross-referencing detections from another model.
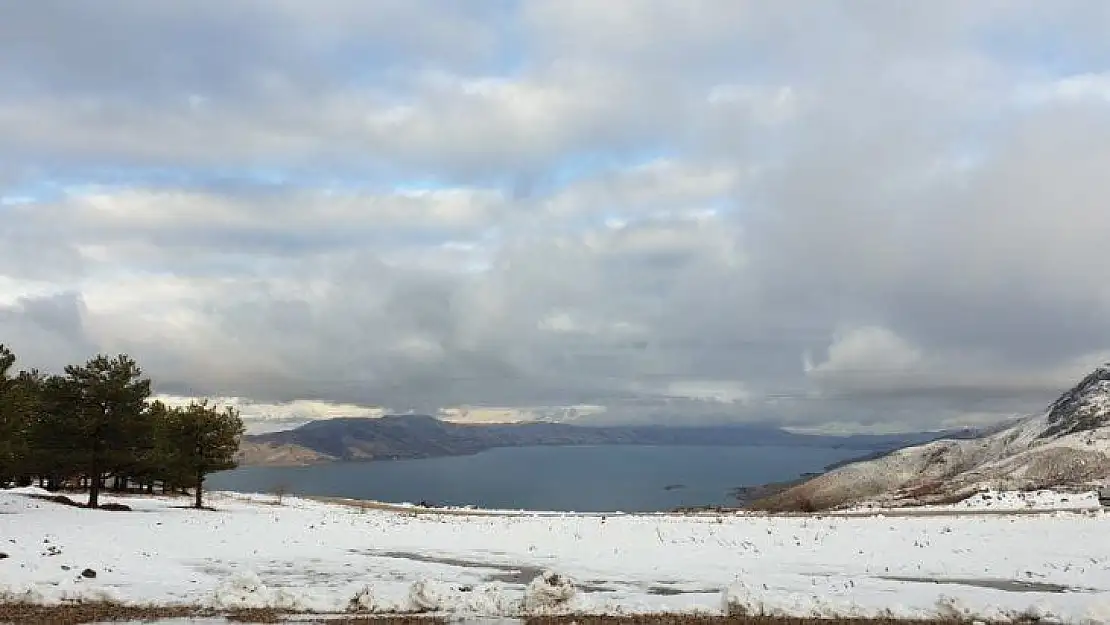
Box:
left=1, top=2, right=1109, bottom=431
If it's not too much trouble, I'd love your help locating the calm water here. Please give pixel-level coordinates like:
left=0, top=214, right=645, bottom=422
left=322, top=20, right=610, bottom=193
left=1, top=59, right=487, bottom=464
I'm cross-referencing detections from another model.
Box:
left=208, top=445, right=864, bottom=512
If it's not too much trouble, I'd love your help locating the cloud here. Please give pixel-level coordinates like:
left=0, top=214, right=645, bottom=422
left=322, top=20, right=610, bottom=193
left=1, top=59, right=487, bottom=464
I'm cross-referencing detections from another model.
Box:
left=805, top=326, right=922, bottom=383
left=2, top=2, right=1110, bottom=432
left=153, top=395, right=387, bottom=434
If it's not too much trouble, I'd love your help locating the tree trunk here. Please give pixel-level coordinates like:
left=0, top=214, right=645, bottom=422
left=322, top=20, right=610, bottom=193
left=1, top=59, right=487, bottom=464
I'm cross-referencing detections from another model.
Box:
left=87, top=473, right=100, bottom=508
left=194, top=472, right=204, bottom=509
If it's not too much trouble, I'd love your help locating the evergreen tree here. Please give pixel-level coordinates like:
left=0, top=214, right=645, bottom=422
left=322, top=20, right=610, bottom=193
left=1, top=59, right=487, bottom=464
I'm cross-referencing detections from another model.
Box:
left=58, top=354, right=152, bottom=507
left=0, top=344, right=245, bottom=506
left=33, top=373, right=82, bottom=490
left=166, top=401, right=244, bottom=508
left=0, top=345, right=30, bottom=485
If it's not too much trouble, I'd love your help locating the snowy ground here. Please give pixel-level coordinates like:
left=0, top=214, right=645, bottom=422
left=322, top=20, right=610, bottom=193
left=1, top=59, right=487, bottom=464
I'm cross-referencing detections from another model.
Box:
left=841, top=488, right=1104, bottom=514
left=3, top=488, right=1110, bottom=622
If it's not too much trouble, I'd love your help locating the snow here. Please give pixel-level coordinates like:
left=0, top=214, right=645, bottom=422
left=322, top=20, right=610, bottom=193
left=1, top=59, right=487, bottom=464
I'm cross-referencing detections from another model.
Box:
left=846, top=488, right=1104, bottom=513
left=768, top=366, right=1110, bottom=512
left=4, top=489, right=1110, bottom=622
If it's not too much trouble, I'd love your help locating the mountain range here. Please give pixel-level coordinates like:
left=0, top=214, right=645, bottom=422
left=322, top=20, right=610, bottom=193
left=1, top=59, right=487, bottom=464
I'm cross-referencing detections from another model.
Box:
left=236, top=416, right=974, bottom=467
left=752, top=364, right=1110, bottom=511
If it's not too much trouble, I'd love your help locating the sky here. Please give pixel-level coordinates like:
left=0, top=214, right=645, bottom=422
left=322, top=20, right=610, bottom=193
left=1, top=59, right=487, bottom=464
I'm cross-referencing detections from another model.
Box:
left=3, top=1, right=1110, bottom=434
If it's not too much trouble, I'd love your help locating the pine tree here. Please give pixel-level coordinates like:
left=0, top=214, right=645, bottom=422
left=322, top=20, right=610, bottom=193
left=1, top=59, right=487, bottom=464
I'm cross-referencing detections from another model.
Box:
left=166, top=401, right=244, bottom=509
left=0, top=345, right=29, bottom=486
left=57, top=354, right=152, bottom=508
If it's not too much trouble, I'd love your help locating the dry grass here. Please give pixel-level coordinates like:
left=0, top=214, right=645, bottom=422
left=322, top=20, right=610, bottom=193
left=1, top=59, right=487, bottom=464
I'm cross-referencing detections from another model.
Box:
left=0, top=601, right=192, bottom=624
left=224, top=607, right=287, bottom=623
left=0, top=601, right=452, bottom=624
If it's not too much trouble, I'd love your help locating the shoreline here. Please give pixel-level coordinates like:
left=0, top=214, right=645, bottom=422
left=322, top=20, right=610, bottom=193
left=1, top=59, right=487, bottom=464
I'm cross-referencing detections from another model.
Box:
left=299, top=491, right=1102, bottom=519
left=13, top=486, right=1101, bottom=519
left=231, top=443, right=904, bottom=515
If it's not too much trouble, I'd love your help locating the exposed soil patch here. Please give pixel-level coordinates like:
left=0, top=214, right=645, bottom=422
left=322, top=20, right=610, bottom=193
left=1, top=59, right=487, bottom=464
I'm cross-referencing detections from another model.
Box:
left=877, top=575, right=1095, bottom=594
left=355, top=550, right=542, bottom=584
left=225, top=607, right=287, bottom=623
left=27, top=493, right=84, bottom=508
left=0, top=602, right=450, bottom=624
left=0, top=601, right=191, bottom=625
left=351, top=550, right=613, bottom=592
left=24, top=494, right=132, bottom=512
left=646, top=585, right=720, bottom=596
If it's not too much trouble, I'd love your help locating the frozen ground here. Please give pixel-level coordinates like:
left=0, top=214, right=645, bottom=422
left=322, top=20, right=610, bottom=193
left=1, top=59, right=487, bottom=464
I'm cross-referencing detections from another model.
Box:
left=841, top=488, right=1104, bottom=514
left=3, top=488, right=1110, bottom=622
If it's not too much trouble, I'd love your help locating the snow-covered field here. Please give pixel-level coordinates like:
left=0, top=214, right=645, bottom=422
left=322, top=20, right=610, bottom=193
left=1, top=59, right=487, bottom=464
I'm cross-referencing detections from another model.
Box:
left=842, top=488, right=1104, bottom=514
left=3, top=488, right=1110, bottom=622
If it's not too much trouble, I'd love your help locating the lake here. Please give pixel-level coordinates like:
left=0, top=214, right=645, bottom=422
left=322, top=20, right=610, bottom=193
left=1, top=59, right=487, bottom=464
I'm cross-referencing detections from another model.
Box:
left=207, top=445, right=865, bottom=512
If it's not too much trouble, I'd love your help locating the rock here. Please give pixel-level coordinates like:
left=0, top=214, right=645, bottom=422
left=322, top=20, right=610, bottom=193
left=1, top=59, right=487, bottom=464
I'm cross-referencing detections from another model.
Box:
left=99, top=503, right=131, bottom=512
left=80, top=568, right=97, bottom=578
left=0, top=552, right=8, bottom=560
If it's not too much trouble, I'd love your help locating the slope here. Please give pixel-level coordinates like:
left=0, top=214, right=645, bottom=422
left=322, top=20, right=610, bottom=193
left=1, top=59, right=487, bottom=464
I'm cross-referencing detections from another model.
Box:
left=752, top=365, right=1110, bottom=511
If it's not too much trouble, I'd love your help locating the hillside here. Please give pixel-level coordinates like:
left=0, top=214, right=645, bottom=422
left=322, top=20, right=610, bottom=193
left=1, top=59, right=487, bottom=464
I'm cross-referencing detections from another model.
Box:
left=753, top=364, right=1110, bottom=511
left=236, top=415, right=965, bottom=466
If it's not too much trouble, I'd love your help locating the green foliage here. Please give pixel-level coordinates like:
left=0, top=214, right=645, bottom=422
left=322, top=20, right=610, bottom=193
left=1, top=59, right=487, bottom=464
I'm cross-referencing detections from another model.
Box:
left=56, top=354, right=153, bottom=507
left=164, top=401, right=245, bottom=508
left=0, top=345, right=33, bottom=484
left=0, top=345, right=244, bottom=507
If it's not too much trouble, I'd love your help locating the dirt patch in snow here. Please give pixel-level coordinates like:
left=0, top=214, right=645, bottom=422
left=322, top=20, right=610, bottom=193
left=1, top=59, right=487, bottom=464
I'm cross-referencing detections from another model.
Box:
left=0, top=601, right=451, bottom=624
left=876, top=575, right=1096, bottom=594
left=647, top=585, right=721, bottom=596
left=357, top=550, right=545, bottom=583
left=0, top=601, right=192, bottom=625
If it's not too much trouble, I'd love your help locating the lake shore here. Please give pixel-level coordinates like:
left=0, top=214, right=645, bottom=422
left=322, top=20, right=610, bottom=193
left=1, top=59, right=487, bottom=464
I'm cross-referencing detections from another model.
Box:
left=210, top=445, right=868, bottom=513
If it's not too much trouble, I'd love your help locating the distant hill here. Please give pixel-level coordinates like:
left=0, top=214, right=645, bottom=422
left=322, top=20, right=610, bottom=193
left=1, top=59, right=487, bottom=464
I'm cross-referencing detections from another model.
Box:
left=236, top=415, right=971, bottom=467
left=751, top=364, right=1110, bottom=511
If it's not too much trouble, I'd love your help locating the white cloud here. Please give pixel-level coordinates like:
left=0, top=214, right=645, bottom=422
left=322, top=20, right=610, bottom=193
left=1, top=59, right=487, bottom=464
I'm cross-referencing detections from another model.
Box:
left=541, top=159, right=744, bottom=218
left=661, top=380, right=752, bottom=405
left=438, top=404, right=607, bottom=424
left=806, top=326, right=922, bottom=378
left=1019, top=72, right=1110, bottom=105
left=3, top=2, right=1110, bottom=432
left=154, top=395, right=387, bottom=434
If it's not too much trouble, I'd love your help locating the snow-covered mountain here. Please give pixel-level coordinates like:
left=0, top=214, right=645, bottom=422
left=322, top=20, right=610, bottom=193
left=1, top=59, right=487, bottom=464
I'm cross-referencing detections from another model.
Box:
left=753, top=365, right=1110, bottom=511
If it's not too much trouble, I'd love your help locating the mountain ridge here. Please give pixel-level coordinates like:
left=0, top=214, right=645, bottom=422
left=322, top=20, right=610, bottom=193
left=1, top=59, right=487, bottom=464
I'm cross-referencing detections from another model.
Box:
left=751, top=364, right=1110, bottom=511
left=235, top=415, right=973, bottom=467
